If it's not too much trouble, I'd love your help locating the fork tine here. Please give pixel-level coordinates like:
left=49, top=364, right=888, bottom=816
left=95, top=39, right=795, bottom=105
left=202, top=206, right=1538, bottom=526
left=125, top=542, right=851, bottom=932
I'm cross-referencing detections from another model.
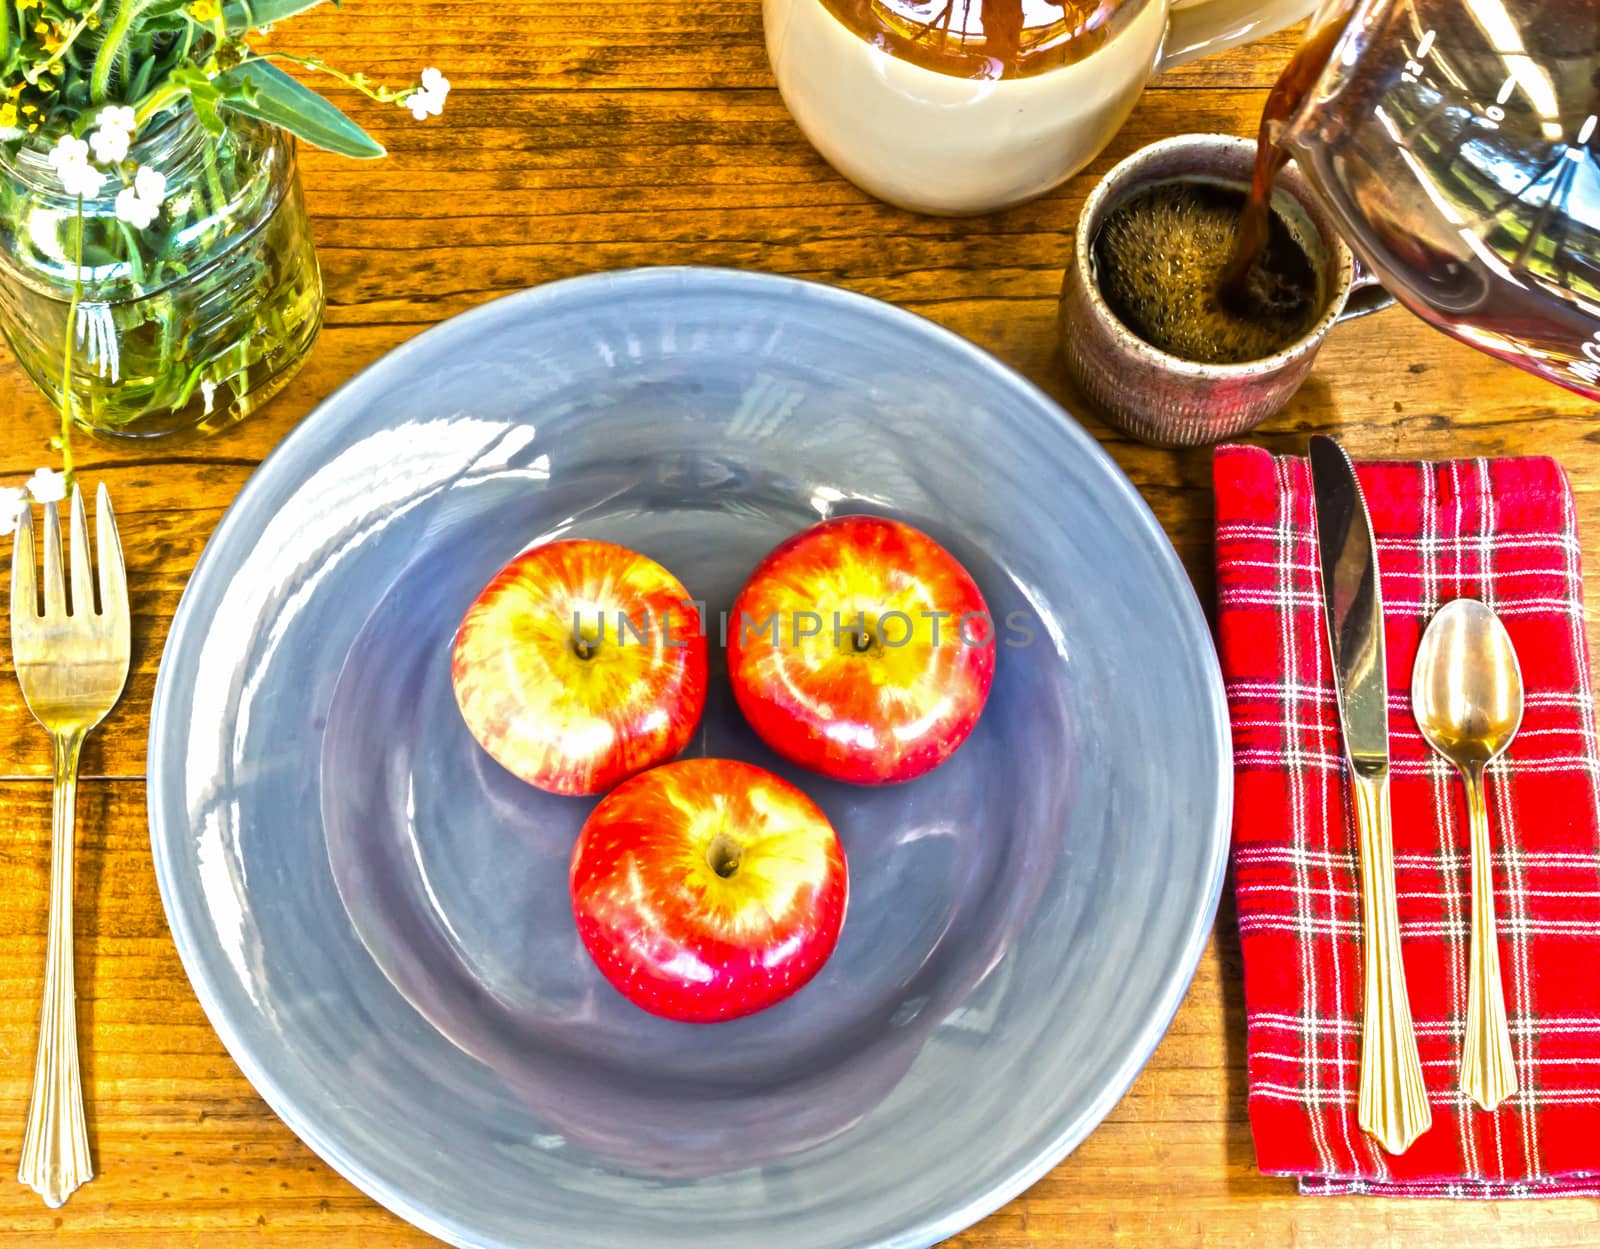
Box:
left=69, top=484, right=94, bottom=616
left=41, top=499, right=66, bottom=620
left=11, top=503, right=36, bottom=625
left=95, top=483, right=128, bottom=629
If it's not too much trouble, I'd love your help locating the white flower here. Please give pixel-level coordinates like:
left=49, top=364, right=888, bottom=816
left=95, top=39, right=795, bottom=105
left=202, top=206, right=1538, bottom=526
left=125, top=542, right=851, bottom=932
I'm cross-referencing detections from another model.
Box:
left=47, top=134, right=106, bottom=198
left=96, top=105, right=137, bottom=135
left=89, top=124, right=131, bottom=164
left=402, top=66, right=450, bottom=121
left=59, top=161, right=106, bottom=197
left=114, top=164, right=168, bottom=229
left=88, top=105, right=138, bottom=164
left=134, top=165, right=166, bottom=203
left=0, top=487, right=27, bottom=538
left=115, top=186, right=159, bottom=227
left=26, top=467, right=66, bottom=504
left=48, top=134, right=90, bottom=169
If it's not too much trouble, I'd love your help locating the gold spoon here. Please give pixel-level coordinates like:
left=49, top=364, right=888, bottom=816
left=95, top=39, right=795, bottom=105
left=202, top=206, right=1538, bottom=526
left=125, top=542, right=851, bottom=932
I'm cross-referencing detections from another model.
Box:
left=1411, top=597, right=1522, bottom=1111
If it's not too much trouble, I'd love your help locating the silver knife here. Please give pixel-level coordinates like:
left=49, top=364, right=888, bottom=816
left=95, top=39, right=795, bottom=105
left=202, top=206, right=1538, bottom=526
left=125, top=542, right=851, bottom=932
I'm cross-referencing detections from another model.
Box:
left=1309, top=435, right=1431, bottom=1155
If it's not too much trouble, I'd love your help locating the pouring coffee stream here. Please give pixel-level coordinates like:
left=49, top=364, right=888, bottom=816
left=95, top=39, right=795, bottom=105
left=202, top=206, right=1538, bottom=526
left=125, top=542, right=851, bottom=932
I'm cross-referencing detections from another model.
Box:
left=1218, top=15, right=1347, bottom=314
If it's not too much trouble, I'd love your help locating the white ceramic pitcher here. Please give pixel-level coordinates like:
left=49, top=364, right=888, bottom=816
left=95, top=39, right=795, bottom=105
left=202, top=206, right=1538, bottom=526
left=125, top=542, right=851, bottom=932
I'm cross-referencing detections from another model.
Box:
left=765, top=0, right=1317, bottom=216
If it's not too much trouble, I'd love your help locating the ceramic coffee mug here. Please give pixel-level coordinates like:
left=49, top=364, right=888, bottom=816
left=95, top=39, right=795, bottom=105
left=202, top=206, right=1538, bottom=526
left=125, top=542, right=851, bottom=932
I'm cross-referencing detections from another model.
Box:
left=764, top=0, right=1318, bottom=217
left=1059, top=133, right=1392, bottom=446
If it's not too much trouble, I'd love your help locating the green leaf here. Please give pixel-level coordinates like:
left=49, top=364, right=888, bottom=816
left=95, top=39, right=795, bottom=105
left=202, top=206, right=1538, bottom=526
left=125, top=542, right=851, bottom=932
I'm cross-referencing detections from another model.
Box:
left=223, top=0, right=337, bottom=35
left=142, top=13, right=192, bottom=33
left=128, top=50, right=159, bottom=102
left=214, top=60, right=384, bottom=158
left=169, top=66, right=226, bottom=134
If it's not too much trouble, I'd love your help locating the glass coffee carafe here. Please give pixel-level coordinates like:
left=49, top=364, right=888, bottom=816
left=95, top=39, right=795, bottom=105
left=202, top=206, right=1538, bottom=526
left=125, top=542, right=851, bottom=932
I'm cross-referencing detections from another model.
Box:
left=1277, top=0, right=1600, bottom=398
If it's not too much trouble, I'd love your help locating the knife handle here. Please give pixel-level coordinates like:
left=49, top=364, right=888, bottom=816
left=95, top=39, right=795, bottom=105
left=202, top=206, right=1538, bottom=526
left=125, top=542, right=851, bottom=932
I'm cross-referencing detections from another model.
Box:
left=1351, top=770, right=1432, bottom=1154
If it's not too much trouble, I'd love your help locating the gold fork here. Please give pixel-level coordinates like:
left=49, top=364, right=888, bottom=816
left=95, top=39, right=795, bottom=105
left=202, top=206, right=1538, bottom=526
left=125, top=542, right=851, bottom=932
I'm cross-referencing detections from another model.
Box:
left=9, top=484, right=129, bottom=1208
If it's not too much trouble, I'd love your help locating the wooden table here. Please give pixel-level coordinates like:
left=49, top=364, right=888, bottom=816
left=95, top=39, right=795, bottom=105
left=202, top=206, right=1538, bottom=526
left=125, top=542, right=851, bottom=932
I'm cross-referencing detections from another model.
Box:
left=1, top=3, right=1597, bottom=1245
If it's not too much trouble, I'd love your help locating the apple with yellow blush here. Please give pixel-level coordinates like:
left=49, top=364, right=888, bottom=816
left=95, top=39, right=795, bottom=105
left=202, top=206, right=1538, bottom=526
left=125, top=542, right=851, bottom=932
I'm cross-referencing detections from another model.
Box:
left=451, top=539, right=707, bottom=796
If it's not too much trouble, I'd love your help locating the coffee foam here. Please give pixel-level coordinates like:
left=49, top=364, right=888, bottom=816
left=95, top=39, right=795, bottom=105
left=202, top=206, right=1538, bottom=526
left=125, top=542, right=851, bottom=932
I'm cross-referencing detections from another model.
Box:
left=1090, top=177, right=1327, bottom=365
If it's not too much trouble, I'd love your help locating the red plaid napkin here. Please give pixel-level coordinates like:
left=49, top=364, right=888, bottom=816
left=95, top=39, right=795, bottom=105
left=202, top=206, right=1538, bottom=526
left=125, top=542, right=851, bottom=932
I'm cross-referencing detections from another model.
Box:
left=1215, top=444, right=1600, bottom=1197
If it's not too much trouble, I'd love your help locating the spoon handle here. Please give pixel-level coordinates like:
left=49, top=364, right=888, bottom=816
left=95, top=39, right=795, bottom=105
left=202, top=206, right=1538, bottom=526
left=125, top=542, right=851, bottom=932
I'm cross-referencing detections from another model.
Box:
left=1460, top=764, right=1518, bottom=1110
left=1351, top=771, right=1432, bottom=1154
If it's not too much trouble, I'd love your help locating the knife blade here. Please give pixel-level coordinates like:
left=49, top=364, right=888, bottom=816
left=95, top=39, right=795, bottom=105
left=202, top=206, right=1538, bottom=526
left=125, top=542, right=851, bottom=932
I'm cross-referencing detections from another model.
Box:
left=1310, top=436, right=1389, bottom=774
left=1308, top=435, right=1432, bottom=1155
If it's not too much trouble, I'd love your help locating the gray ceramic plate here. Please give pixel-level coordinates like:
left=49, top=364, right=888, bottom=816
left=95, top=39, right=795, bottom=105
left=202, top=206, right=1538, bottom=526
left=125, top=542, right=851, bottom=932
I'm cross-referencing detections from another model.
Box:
left=148, top=267, right=1229, bottom=1249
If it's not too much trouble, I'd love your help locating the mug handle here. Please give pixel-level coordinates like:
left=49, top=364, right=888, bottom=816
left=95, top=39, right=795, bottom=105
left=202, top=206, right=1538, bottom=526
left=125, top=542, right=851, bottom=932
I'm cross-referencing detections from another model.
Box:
left=1337, top=258, right=1396, bottom=323
left=1160, top=0, right=1319, bottom=71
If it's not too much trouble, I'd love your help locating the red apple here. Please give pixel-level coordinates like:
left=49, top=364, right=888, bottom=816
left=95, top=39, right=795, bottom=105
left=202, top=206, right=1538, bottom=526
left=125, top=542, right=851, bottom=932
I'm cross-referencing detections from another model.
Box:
left=727, top=516, right=994, bottom=784
left=452, top=539, right=707, bottom=796
left=570, top=758, right=848, bottom=1022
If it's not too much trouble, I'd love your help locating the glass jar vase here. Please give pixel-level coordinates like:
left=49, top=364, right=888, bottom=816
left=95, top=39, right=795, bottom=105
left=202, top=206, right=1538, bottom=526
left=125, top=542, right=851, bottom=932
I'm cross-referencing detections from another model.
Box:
left=0, top=108, right=324, bottom=440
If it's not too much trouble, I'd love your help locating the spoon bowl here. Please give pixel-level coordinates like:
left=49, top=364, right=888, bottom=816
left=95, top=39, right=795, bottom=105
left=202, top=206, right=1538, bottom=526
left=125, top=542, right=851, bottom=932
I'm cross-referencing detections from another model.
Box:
left=1411, top=598, right=1524, bottom=766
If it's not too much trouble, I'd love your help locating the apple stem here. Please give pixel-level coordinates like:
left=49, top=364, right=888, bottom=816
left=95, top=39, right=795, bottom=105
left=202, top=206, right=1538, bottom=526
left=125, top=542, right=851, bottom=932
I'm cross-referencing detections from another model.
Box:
left=707, top=833, right=743, bottom=879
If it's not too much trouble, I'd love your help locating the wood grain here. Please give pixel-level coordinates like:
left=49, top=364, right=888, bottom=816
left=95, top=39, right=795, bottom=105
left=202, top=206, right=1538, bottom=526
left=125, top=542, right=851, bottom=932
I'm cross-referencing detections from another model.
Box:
left=1, top=2, right=1597, bottom=1245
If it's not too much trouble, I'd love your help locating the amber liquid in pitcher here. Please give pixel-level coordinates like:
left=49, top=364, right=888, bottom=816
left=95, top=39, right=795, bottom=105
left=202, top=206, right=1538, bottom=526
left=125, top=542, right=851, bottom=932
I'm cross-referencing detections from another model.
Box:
left=817, top=0, right=1134, bottom=79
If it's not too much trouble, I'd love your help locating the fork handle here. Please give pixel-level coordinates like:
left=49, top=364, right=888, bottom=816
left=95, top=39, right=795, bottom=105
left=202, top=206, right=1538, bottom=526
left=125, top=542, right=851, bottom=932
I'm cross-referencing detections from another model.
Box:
left=19, top=730, right=93, bottom=1208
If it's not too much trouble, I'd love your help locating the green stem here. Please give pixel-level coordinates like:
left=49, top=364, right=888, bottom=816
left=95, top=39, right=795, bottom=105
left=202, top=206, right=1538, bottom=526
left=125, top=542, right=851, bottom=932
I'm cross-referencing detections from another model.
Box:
left=58, top=199, right=84, bottom=485
left=235, top=51, right=414, bottom=104
left=91, top=0, right=152, bottom=104
left=171, top=360, right=205, bottom=411
left=1, top=3, right=12, bottom=67
left=116, top=221, right=147, bottom=287
left=200, top=134, right=227, bottom=220
left=157, top=293, right=179, bottom=371
left=132, top=79, right=187, bottom=128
